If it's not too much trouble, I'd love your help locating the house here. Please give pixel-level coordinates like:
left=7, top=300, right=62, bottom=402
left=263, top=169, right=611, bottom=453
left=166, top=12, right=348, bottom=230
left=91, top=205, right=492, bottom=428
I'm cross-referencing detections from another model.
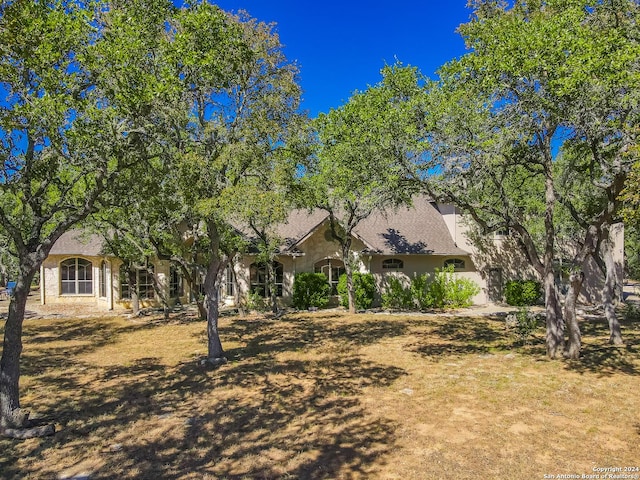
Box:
left=41, top=231, right=181, bottom=310
left=40, top=197, right=623, bottom=310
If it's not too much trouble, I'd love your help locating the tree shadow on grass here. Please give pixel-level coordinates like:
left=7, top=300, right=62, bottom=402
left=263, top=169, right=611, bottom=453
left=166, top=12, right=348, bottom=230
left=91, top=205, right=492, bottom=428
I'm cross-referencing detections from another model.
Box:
left=409, top=315, right=523, bottom=358
left=563, top=315, right=640, bottom=376
left=223, top=314, right=410, bottom=361
left=1, top=314, right=406, bottom=480
left=565, top=343, right=640, bottom=376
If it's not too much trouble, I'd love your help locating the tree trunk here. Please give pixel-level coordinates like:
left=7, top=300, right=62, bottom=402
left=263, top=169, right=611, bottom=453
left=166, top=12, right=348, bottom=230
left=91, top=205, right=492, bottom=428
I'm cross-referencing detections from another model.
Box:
left=204, top=221, right=226, bottom=365
left=149, top=266, right=170, bottom=320
left=602, top=232, right=623, bottom=345
left=204, top=257, right=226, bottom=364
left=267, top=261, right=278, bottom=314
left=0, top=269, right=36, bottom=436
left=544, top=271, right=565, bottom=359
left=564, top=272, right=584, bottom=359
left=543, top=169, right=564, bottom=359
left=341, top=243, right=356, bottom=313
left=231, top=261, right=246, bottom=317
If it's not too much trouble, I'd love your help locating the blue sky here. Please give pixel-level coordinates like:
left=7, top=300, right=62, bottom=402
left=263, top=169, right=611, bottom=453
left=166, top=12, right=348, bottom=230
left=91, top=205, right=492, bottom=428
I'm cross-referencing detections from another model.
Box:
left=209, top=1, right=473, bottom=117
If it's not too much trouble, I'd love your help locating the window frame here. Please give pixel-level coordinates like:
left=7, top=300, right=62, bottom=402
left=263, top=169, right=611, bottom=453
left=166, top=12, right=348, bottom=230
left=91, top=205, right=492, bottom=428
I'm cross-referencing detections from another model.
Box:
left=249, top=261, right=284, bottom=298
left=169, top=265, right=184, bottom=299
left=382, top=258, right=404, bottom=270
left=120, top=263, right=155, bottom=300
left=60, top=258, right=93, bottom=295
left=314, top=258, right=345, bottom=295
left=444, top=258, right=466, bottom=270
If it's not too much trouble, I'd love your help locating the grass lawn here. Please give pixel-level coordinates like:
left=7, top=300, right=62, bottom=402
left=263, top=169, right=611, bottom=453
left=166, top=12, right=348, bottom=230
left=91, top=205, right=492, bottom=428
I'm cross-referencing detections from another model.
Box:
left=1, top=308, right=639, bottom=479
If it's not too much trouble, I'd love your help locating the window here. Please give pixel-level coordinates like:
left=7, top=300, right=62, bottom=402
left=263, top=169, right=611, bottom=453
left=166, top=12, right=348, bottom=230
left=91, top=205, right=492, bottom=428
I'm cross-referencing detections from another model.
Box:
left=314, top=259, right=345, bottom=295
left=444, top=258, right=465, bottom=270
left=382, top=258, right=404, bottom=270
left=61, top=258, right=93, bottom=295
left=99, top=261, right=107, bottom=298
left=250, top=261, right=283, bottom=297
left=224, top=264, right=234, bottom=297
left=169, top=265, right=183, bottom=299
left=120, top=263, right=155, bottom=300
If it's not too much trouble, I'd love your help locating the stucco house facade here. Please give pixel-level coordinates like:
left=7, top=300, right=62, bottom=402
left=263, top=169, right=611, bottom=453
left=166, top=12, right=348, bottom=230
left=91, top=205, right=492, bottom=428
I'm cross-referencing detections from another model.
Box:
left=40, top=197, right=623, bottom=310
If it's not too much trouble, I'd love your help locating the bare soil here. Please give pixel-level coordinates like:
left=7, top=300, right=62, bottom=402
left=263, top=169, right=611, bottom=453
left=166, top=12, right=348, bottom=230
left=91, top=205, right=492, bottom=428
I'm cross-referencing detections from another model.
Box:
left=1, top=294, right=639, bottom=479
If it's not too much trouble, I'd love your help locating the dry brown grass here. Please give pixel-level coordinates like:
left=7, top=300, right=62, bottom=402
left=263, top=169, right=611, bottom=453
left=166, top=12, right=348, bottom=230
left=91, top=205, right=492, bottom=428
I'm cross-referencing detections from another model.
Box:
left=1, top=307, right=640, bottom=479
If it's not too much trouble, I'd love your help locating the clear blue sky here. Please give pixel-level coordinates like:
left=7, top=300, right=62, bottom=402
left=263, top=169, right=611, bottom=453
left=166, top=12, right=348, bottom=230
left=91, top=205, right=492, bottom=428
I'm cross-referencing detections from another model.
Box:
left=209, top=1, right=473, bottom=117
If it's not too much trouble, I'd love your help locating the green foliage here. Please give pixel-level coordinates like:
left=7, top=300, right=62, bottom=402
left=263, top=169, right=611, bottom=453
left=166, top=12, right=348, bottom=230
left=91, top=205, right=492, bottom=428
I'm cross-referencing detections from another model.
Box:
left=245, top=291, right=268, bottom=313
left=505, top=280, right=541, bottom=306
left=514, top=307, right=538, bottom=345
left=381, top=276, right=413, bottom=310
left=410, top=274, right=433, bottom=310
left=623, top=302, right=640, bottom=322
left=299, top=64, right=423, bottom=312
left=337, top=273, right=377, bottom=310
left=382, top=266, right=480, bottom=310
left=426, top=266, right=480, bottom=309
left=292, top=273, right=331, bottom=310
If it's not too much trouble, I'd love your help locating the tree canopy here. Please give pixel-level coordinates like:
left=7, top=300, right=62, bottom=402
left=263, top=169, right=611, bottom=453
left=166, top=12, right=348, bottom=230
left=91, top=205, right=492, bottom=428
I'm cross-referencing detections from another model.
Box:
left=417, top=0, right=640, bottom=358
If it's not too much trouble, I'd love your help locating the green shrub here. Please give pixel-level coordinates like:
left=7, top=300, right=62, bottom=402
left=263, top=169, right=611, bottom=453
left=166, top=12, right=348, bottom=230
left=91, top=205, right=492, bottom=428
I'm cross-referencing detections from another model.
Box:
left=385, top=266, right=479, bottom=310
left=337, top=272, right=377, bottom=310
left=514, top=306, right=538, bottom=344
left=424, top=265, right=480, bottom=309
left=245, top=291, right=268, bottom=312
left=410, top=274, right=433, bottom=310
left=292, top=272, right=331, bottom=310
left=505, top=279, right=541, bottom=306
left=381, top=276, right=413, bottom=309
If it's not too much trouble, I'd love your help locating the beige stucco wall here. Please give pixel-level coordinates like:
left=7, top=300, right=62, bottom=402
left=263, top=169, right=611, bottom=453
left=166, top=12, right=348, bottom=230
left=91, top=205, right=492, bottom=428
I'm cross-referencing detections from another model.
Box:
left=41, top=255, right=115, bottom=309
left=42, top=255, right=175, bottom=310
left=438, top=204, right=625, bottom=305
left=370, top=254, right=486, bottom=305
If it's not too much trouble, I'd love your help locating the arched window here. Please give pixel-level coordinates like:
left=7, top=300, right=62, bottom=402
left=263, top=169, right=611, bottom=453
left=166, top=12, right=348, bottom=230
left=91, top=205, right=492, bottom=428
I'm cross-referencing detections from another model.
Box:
left=444, top=258, right=465, bottom=270
left=250, top=261, right=283, bottom=298
left=61, top=258, right=93, bottom=295
left=120, top=263, right=155, bottom=300
left=314, top=258, right=345, bottom=295
left=382, top=258, right=404, bottom=270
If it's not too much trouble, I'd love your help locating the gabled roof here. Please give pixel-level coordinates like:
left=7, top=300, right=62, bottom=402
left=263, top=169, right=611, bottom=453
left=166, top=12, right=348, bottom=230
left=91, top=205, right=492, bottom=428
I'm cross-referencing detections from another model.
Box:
left=274, top=196, right=469, bottom=256
left=49, top=230, right=106, bottom=257
left=49, top=198, right=468, bottom=259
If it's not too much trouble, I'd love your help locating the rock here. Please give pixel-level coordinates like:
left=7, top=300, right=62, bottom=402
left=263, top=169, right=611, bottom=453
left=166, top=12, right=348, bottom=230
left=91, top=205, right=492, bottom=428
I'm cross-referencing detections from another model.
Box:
left=59, top=473, right=91, bottom=480
left=203, top=356, right=227, bottom=368
left=400, top=388, right=414, bottom=396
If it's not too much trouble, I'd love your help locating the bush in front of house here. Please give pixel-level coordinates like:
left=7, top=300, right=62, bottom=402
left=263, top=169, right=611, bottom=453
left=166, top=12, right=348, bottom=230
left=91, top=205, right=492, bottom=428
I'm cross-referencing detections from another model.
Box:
left=381, top=276, right=414, bottom=309
left=422, top=265, right=480, bottom=308
left=292, top=272, right=331, bottom=310
left=382, top=265, right=480, bottom=310
left=504, top=279, right=541, bottom=306
left=337, top=272, right=376, bottom=310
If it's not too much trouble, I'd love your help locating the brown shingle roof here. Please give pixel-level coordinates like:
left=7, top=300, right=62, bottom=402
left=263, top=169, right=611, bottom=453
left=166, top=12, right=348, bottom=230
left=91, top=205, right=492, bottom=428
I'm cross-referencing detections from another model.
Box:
left=51, top=198, right=467, bottom=258
left=274, top=197, right=468, bottom=256
left=49, top=230, right=106, bottom=257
